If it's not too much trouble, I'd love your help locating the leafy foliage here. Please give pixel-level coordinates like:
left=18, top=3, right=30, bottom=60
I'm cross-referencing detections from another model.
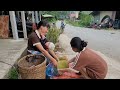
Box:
left=78, top=12, right=93, bottom=27
left=46, top=26, right=61, bottom=44
left=7, top=67, right=18, bottom=79
left=40, top=11, right=69, bottom=20
left=66, top=12, right=93, bottom=27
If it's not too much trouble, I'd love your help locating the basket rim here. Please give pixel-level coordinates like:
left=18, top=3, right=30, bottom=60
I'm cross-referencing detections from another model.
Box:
left=17, top=54, right=47, bottom=69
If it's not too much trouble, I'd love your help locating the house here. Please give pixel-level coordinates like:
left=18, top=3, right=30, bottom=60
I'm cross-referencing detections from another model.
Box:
left=0, top=11, right=41, bottom=39
left=89, top=11, right=120, bottom=24
left=69, top=11, right=80, bottom=20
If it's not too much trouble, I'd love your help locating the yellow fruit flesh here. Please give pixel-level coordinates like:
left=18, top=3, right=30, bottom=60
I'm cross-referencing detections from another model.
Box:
left=58, top=60, right=69, bottom=69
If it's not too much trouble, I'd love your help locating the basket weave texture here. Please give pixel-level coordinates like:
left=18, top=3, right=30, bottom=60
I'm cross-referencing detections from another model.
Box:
left=17, top=54, right=46, bottom=79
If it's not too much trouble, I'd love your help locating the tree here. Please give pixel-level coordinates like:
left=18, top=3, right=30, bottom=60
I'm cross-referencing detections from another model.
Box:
left=40, top=11, right=70, bottom=20
left=78, top=12, right=93, bottom=27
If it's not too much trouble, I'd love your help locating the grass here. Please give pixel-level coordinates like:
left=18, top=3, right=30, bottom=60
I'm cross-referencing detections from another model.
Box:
left=7, top=67, right=19, bottom=79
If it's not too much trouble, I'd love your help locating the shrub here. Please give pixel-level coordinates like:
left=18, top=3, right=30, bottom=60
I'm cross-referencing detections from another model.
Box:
left=66, top=13, right=93, bottom=27
left=42, top=17, right=57, bottom=23
left=79, top=13, right=93, bottom=27
left=7, top=67, right=18, bottom=79
left=46, top=27, right=60, bottom=44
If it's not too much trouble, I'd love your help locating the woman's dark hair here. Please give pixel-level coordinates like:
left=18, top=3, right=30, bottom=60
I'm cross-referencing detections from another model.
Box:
left=37, top=20, right=50, bottom=29
left=70, top=37, right=87, bottom=52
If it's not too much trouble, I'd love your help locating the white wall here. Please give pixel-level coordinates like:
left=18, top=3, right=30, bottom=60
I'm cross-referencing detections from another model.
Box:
left=100, top=11, right=113, bottom=22
left=75, top=11, right=79, bottom=18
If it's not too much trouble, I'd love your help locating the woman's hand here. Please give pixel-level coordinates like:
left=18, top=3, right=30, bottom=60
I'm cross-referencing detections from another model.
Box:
left=52, top=58, right=58, bottom=67
left=56, top=57, right=59, bottom=62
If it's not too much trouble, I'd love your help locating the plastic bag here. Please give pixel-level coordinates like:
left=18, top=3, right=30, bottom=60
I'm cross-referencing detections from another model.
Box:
left=46, top=63, right=59, bottom=77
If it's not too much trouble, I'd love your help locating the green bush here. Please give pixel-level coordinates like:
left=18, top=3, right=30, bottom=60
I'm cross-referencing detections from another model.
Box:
left=46, top=27, right=60, bottom=44
left=79, top=13, right=93, bottom=27
left=42, top=17, right=57, bottom=23
left=66, top=13, right=93, bottom=27
left=7, top=67, right=18, bottom=79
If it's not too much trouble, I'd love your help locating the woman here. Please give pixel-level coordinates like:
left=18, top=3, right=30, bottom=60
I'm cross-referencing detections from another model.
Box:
left=27, top=20, right=58, bottom=67
left=68, top=37, right=108, bottom=79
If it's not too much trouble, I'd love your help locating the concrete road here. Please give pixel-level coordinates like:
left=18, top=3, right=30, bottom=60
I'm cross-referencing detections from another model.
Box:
left=56, top=21, right=120, bottom=79
left=56, top=21, right=120, bottom=63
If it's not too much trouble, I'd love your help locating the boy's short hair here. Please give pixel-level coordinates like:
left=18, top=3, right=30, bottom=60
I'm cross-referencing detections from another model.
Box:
left=49, top=42, right=55, bottom=50
left=45, top=42, right=55, bottom=50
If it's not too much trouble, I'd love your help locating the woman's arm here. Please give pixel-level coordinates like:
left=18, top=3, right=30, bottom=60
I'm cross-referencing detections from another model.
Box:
left=68, top=57, right=75, bottom=63
left=68, top=68, right=80, bottom=73
left=58, top=68, right=79, bottom=74
left=49, top=50, right=59, bottom=61
left=35, top=43, right=58, bottom=67
left=45, top=42, right=59, bottom=61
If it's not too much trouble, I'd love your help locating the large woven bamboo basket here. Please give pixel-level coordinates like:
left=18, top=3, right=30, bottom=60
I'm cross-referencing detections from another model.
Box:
left=17, top=54, right=46, bottom=79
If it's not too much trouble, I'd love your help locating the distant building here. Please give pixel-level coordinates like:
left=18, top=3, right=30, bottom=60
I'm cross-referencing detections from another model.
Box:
left=69, top=11, right=79, bottom=20
left=0, top=11, right=40, bottom=39
left=89, top=11, right=119, bottom=24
